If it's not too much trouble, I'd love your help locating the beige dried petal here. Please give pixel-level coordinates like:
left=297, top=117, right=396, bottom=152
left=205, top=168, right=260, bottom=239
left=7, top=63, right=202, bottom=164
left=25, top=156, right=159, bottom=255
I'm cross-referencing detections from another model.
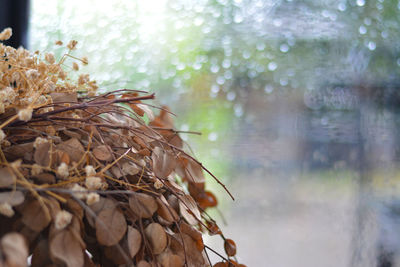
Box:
left=84, top=165, right=96, bottom=176
left=0, top=202, right=14, bottom=217
left=144, top=223, right=167, bottom=255
left=17, top=108, right=33, bottom=122
left=0, top=129, right=6, bottom=142
left=33, top=137, right=49, bottom=149
left=1, top=233, right=28, bottom=267
left=57, top=163, right=69, bottom=179
left=71, top=184, right=87, bottom=199
left=55, top=210, right=73, bottom=230
left=44, top=52, right=55, bottom=64
left=85, top=176, right=103, bottom=190
left=0, top=28, right=12, bottom=41
left=86, top=192, right=100, bottom=205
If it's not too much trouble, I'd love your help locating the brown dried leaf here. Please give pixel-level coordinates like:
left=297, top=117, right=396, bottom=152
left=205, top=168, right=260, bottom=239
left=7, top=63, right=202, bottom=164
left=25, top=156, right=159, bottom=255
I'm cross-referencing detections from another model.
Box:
left=95, top=208, right=127, bottom=246
left=157, top=250, right=184, bottom=267
left=49, top=218, right=85, bottom=267
left=152, top=146, right=176, bottom=179
left=127, top=226, right=142, bottom=258
left=179, top=195, right=201, bottom=226
left=3, top=143, right=33, bottom=161
left=179, top=222, right=202, bottom=243
left=34, top=142, right=51, bottom=166
left=129, top=193, right=157, bottom=218
left=137, top=261, right=152, bottom=267
left=171, top=234, right=205, bottom=266
left=92, top=145, right=112, bottom=161
left=85, top=197, right=116, bottom=227
left=32, top=172, right=55, bottom=184
left=156, top=195, right=179, bottom=224
left=0, top=191, right=24, bottom=206
left=144, top=223, right=167, bottom=255
left=20, top=199, right=52, bottom=232
left=57, top=138, right=85, bottom=163
left=50, top=92, right=78, bottom=104
left=0, top=167, right=16, bottom=188
left=224, top=239, right=237, bottom=257
left=1, top=232, right=28, bottom=267
left=176, top=156, right=205, bottom=185
left=31, top=239, right=51, bottom=267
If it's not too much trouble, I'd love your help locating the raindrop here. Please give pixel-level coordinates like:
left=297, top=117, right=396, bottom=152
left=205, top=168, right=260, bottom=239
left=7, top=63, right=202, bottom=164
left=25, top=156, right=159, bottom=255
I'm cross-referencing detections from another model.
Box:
left=280, top=78, right=288, bottom=86
left=280, top=44, right=289, bottom=53
left=242, top=51, right=251, bottom=59
left=211, top=65, right=220, bottom=73
left=397, top=58, right=400, bottom=67
left=216, top=76, right=225, bottom=85
left=234, top=13, right=244, bottom=23
left=256, top=43, right=266, bottom=51
left=268, top=62, right=277, bottom=71
left=227, top=91, right=236, bottom=101
left=222, top=59, right=231, bottom=68
left=356, top=0, right=365, bottom=7
left=234, top=104, right=243, bottom=117
left=208, top=132, right=218, bottom=141
left=381, top=31, right=388, bottom=38
left=367, top=41, right=376, bottom=51
left=211, top=84, right=220, bottom=93
left=264, top=84, right=274, bottom=93
left=224, top=70, right=233, bottom=79
left=194, top=17, right=204, bottom=26
left=359, top=25, right=367, bottom=35
left=364, top=18, right=372, bottom=25
left=273, top=19, right=282, bottom=27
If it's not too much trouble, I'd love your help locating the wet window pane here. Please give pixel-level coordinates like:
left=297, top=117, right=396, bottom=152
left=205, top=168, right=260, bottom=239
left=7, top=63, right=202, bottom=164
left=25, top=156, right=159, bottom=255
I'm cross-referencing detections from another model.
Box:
left=30, top=0, right=400, bottom=266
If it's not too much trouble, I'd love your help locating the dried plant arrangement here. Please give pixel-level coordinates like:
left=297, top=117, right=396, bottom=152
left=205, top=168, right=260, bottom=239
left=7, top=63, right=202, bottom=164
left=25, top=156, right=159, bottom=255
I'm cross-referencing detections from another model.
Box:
left=0, top=28, right=245, bottom=267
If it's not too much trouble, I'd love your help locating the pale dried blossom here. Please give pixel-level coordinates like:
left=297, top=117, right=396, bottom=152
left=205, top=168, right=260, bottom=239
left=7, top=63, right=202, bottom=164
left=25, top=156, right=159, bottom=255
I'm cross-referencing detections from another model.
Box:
left=86, top=192, right=100, bottom=205
left=0, top=203, right=14, bottom=217
left=0, top=28, right=12, bottom=41
left=17, top=108, right=33, bottom=122
left=154, top=179, right=164, bottom=190
left=25, top=69, right=40, bottom=80
left=85, top=176, right=104, bottom=190
left=10, top=159, right=21, bottom=169
left=0, top=129, right=6, bottom=142
left=57, top=162, right=69, bottom=179
left=31, top=164, right=42, bottom=176
left=78, top=74, right=89, bottom=85
left=33, top=137, right=48, bottom=148
left=44, top=52, right=56, bottom=64
left=55, top=40, right=63, bottom=46
left=55, top=210, right=73, bottom=230
left=72, top=62, right=79, bottom=71
left=85, top=165, right=96, bottom=177
left=71, top=184, right=87, bottom=199
left=67, top=40, right=78, bottom=50
left=81, top=56, right=89, bottom=65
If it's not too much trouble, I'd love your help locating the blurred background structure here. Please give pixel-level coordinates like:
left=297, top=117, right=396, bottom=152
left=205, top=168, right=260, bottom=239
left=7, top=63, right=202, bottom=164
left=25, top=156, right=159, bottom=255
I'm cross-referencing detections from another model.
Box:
left=6, top=0, right=400, bottom=266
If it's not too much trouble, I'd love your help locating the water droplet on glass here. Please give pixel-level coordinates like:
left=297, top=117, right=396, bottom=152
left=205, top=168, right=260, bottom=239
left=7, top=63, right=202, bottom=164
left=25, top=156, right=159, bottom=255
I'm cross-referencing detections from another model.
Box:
left=367, top=41, right=376, bottom=51
left=234, top=104, right=243, bottom=117
left=264, top=84, right=274, bottom=93
left=338, top=3, right=346, bottom=11
left=227, top=91, right=236, bottom=101
left=359, top=25, right=367, bottom=35
left=211, top=65, right=220, bottom=73
left=280, top=44, right=289, bottom=53
left=356, top=0, right=365, bottom=7
left=268, top=62, right=278, bottom=71
left=217, top=76, right=225, bottom=85
left=211, top=84, right=220, bottom=93
left=208, top=132, right=218, bottom=141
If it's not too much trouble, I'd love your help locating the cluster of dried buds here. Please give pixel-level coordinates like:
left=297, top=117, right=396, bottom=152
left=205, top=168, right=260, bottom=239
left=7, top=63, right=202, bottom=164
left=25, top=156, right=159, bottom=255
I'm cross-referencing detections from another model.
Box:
left=0, top=28, right=245, bottom=266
